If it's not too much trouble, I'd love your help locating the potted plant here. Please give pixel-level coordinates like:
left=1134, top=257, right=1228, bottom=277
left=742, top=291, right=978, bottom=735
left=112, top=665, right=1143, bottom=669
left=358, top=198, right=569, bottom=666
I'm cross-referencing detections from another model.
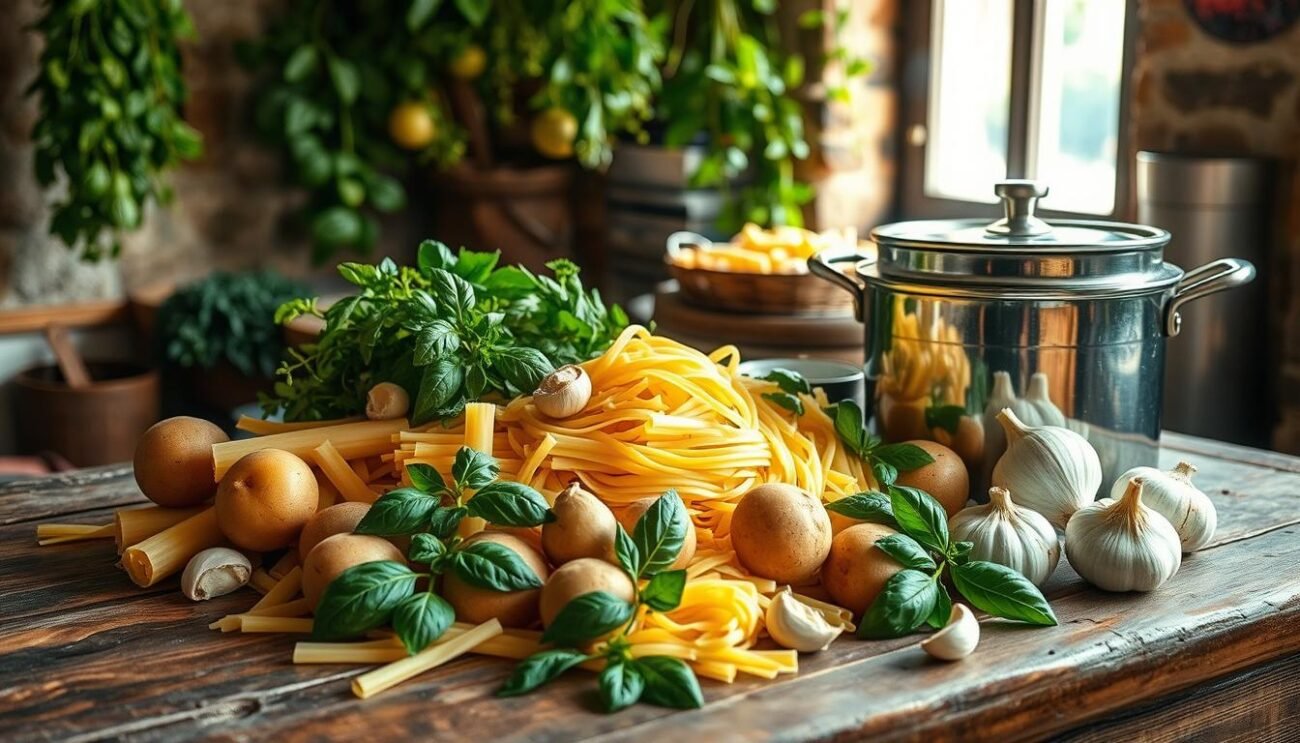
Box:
left=241, top=0, right=665, bottom=267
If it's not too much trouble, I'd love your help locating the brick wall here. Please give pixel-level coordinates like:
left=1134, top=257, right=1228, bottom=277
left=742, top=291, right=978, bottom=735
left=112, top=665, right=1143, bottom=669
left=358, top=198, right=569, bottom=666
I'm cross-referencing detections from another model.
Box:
left=1131, top=0, right=1300, bottom=453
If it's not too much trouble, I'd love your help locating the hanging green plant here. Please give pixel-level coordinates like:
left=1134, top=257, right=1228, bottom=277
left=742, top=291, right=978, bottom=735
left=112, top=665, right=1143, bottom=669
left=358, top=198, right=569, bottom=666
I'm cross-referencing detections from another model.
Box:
left=28, top=0, right=203, bottom=260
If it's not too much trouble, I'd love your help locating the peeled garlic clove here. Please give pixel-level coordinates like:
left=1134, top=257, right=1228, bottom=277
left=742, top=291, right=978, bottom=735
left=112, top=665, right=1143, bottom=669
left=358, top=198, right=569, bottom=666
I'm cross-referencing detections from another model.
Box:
left=949, top=487, right=1060, bottom=586
left=1110, top=461, right=1215, bottom=552
left=921, top=604, right=980, bottom=661
left=366, top=382, right=410, bottom=420
left=181, top=547, right=252, bottom=601
left=533, top=365, right=592, bottom=419
left=1065, top=477, right=1182, bottom=592
left=991, top=408, right=1101, bottom=529
left=765, top=587, right=842, bottom=653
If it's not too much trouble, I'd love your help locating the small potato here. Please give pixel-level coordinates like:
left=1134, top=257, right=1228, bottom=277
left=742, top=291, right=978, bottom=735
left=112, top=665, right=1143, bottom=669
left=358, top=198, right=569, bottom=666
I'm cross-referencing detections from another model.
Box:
left=821, top=523, right=903, bottom=617
left=613, top=497, right=697, bottom=571
left=133, top=417, right=229, bottom=507
left=215, top=449, right=319, bottom=552
left=442, top=532, right=549, bottom=629
left=541, top=483, right=617, bottom=566
left=894, top=440, right=970, bottom=517
left=730, top=483, right=832, bottom=585
left=298, top=502, right=371, bottom=561
left=540, top=557, right=635, bottom=628
left=302, top=533, right=405, bottom=608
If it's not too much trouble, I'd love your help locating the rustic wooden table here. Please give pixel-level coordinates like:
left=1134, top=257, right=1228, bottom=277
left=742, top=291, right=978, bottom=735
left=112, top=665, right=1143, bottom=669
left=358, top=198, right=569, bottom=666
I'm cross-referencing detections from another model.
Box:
left=3, top=433, right=1298, bottom=742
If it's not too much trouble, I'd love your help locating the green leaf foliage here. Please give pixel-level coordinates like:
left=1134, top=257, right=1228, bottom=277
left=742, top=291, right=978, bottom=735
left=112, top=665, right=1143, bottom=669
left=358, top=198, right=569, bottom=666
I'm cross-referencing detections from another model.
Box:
left=888, top=486, right=950, bottom=554
left=353, top=488, right=440, bottom=536
left=824, top=492, right=896, bottom=526
left=600, top=661, right=645, bottom=713
left=952, top=561, right=1057, bottom=626
left=450, top=541, right=544, bottom=592
left=873, top=533, right=937, bottom=571
left=540, top=591, right=636, bottom=647
left=465, top=481, right=554, bottom=527
left=635, top=656, right=704, bottom=709
left=641, top=569, right=687, bottom=612
left=392, top=592, right=455, bottom=654
left=858, top=569, right=940, bottom=639
left=631, top=490, right=689, bottom=578
left=312, top=560, right=418, bottom=641
left=498, top=649, right=591, bottom=697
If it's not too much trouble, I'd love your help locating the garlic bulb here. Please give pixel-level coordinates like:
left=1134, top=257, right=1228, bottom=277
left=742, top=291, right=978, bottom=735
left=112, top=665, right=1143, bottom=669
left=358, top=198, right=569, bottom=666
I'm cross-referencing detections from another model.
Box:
left=991, top=408, right=1101, bottom=529
left=949, top=487, right=1060, bottom=586
left=1065, top=478, right=1182, bottom=592
left=1021, top=373, right=1066, bottom=427
left=1110, top=461, right=1216, bottom=552
left=764, top=587, right=841, bottom=652
left=921, top=603, right=980, bottom=661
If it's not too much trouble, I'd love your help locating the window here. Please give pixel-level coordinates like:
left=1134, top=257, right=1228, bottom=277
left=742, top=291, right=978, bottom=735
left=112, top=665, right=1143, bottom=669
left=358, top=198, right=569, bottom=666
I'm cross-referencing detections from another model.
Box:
left=901, top=0, right=1134, bottom=219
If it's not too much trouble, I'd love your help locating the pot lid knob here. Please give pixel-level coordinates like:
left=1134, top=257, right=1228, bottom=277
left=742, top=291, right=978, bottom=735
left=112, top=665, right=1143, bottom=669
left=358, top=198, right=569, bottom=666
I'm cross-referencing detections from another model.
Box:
left=986, top=180, right=1052, bottom=237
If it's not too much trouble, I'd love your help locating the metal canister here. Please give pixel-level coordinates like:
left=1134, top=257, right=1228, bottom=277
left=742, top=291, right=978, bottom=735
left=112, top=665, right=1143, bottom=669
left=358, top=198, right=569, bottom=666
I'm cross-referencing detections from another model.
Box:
left=810, top=180, right=1256, bottom=498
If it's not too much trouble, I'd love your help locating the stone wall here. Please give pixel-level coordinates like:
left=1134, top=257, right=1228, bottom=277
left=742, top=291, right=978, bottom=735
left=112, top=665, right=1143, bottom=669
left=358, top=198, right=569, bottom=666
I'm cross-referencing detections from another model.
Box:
left=1131, top=0, right=1300, bottom=453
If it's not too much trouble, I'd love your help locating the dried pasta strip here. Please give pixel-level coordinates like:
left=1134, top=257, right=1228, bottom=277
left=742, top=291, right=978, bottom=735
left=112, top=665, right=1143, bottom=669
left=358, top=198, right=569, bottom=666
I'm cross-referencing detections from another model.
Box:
left=213, top=419, right=408, bottom=480
left=122, top=508, right=223, bottom=587
left=351, top=619, right=503, bottom=698
left=311, top=440, right=378, bottom=504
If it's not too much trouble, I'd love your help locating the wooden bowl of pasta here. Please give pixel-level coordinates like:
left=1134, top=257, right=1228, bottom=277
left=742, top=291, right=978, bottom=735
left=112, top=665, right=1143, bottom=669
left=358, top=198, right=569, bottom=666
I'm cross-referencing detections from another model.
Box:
left=666, top=225, right=866, bottom=315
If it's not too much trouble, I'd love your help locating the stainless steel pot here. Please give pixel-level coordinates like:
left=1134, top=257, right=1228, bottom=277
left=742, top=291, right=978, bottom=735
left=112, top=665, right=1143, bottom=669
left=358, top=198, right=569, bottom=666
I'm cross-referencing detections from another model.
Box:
left=809, top=180, right=1256, bottom=499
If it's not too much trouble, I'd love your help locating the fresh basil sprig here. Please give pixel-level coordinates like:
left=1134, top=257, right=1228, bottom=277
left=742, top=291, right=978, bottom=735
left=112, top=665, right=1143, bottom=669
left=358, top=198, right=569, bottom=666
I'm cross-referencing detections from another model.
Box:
left=758, top=368, right=812, bottom=416
left=824, top=400, right=935, bottom=486
left=315, top=446, right=551, bottom=650
left=844, top=486, right=1057, bottom=639
left=499, top=490, right=704, bottom=713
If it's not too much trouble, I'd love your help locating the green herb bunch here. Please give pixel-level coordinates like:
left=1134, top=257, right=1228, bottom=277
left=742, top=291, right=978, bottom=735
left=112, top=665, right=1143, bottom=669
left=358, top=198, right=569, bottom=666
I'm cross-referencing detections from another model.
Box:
left=268, top=241, right=627, bottom=423
left=28, top=0, right=204, bottom=260
left=313, top=447, right=553, bottom=648
left=499, top=490, right=703, bottom=713
left=157, top=271, right=309, bottom=378
left=652, top=0, right=870, bottom=230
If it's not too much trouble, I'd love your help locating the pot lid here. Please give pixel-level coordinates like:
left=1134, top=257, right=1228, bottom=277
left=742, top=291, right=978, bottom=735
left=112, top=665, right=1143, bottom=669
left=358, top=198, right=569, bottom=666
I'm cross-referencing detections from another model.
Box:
left=869, top=181, right=1179, bottom=293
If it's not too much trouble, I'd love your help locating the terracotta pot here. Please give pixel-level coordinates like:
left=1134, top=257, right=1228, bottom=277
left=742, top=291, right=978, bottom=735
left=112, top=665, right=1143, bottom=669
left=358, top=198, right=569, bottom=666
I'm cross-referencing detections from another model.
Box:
left=14, top=362, right=160, bottom=467
left=435, top=164, right=574, bottom=269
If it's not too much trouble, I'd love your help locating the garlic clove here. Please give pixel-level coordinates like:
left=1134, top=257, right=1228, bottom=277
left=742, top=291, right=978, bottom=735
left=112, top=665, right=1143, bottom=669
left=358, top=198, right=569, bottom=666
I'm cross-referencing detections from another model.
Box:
left=921, top=603, right=980, bottom=661
left=181, top=547, right=253, bottom=601
left=533, top=365, right=592, bottom=419
left=366, top=382, right=411, bottom=420
left=764, top=587, right=842, bottom=653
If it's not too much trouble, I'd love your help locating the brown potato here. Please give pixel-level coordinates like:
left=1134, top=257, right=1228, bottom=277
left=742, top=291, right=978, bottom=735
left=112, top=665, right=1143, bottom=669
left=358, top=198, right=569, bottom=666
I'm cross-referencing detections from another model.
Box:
left=442, top=532, right=549, bottom=629
left=302, top=533, right=405, bottom=608
left=541, top=482, right=617, bottom=566
left=613, top=497, right=697, bottom=570
left=894, top=440, right=970, bottom=517
left=821, top=523, right=903, bottom=617
left=540, top=557, right=635, bottom=628
left=215, top=449, right=319, bottom=552
left=730, top=483, right=832, bottom=585
left=133, top=417, right=229, bottom=507
left=298, top=502, right=371, bottom=561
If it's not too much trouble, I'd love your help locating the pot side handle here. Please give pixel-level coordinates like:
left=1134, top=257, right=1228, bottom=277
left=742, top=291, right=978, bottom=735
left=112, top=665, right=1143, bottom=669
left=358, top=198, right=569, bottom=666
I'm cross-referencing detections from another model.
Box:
left=808, top=250, right=869, bottom=320
left=1164, top=257, right=1256, bottom=337
left=665, top=231, right=713, bottom=261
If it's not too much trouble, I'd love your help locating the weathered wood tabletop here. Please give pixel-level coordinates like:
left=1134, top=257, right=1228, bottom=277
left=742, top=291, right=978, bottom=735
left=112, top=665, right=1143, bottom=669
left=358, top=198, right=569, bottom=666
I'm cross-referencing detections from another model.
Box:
left=3, top=432, right=1298, bottom=742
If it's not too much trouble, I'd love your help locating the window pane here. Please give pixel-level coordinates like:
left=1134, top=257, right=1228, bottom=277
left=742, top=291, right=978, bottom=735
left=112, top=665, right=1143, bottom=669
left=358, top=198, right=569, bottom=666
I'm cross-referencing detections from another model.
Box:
left=924, top=0, right=1013, bottom=204
left=1034, top=0, right=1125, bottom=215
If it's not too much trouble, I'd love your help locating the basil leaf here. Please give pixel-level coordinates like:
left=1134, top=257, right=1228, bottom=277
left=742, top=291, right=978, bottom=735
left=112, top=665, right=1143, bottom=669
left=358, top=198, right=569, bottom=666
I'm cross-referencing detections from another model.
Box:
left=857, top=569, right=939, bottom=639
left=759, top=368, right=812, bottom=395
left=888, top=485, right=950, bottom=553
left=451, top=541, right=543, bottom=591
left=927, top=583, right=954, bottom=630
left=641, top=569, right=687, bottom=612
left=492, top=346, right=554, bottom=394
left=613, top=523, right=639, bottom=577
left=635, top=656, right=703, bottom=709
left=354, top=488, right=439, bottom=536
left=632, top=490, right=689, bottom=577
left=952, top=561, right=1057, bottom=626
left=452, top=446, right=499, bottom=491
left=413, top=357, right=464, bottom=424
left=407, top=533, right=446, bottom=565
left=873, top=443, right=936, bottom=472
left=428, top=506, right=468, bottom=538
left=925, top=404, right=966, bottom=436
left=465, top=481, right=554, bottom=527
left=824, top=492, right=896, bottom=526
left=761, top=391, right=804, bottom=415
left=413, top=320, right=459, bottom=366
left=312, top=560, right=417, bottom=641
left=498, top=649, right=590, bottom=697
left=949, top=540, right=974, bottom=565
left=417, top=239, right=456, bottom=275
left=406, top=463, right=446, bottom=494
left=600, top=660, right=645, bottom=713
left=873, top=533, right=937, bottom=571
left=872, top=460, right=898, bottom=488
left=540, top=591, right=635, bottom=646
left=832, top=400, right=867, bottom=455
left=429, top=269, right=476, bottom=318
left=392, top=592, right=454, bottom=654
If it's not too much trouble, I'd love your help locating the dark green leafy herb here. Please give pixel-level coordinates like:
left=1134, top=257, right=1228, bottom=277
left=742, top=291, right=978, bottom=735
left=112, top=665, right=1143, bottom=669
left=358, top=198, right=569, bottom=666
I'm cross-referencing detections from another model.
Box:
left=29, top=0, right=202, bottom=259
left=453, top=447, right=500, bottom=491
left=888, top=485, right=949, bottom=554
left=449, top=540, right=544, bottom=591
left=407, top=533, right=446, bottom=564
left=631, top=489, right=689, bottom=578
left=540, top=591, right=636, bottom=647
left=927, top=582, right=954, bottom=630
left=392, top=592, right=455, bottom=654
left=951, top=561, right=1057, bottom=627
left=497, top=649, right=592, bottom=697
left=613, top=524, right=639, bottom=577
left=824, top=492, right=895, bottom=526
left=823, top=401, right=934, bottom=487
left=312, top=561, right=418, bottom=641
left=354, top=488, right=440, bottom=536
left=762, top=392, right=804, bottom=416
left=600, top=661, right=646, bottom=713
left=873, top=534, right=936, bottom=571
left=636, top=656, right=704, bottom=710
left=640, top=569, right=687, bottom=612
left=268, top=244, right=627, bottom=423
left=759, top=368, right=812, bottom=396
left=465, top=481, right=555, bottom=527
left=925, top=404, right=966, bottom=436
left=158, top=272, right=309, bottom=378
left=858, top=569, right=939, bottom=639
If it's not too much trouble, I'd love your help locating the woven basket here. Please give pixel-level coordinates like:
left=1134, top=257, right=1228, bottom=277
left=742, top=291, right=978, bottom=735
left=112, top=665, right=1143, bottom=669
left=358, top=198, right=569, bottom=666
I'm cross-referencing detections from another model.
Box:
left=665, top=231, right=860, bottom=316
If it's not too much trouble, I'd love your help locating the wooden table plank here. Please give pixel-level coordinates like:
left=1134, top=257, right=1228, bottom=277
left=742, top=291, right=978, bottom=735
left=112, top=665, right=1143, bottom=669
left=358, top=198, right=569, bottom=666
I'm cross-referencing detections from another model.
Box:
left=1, top=437, right=1298, bottom=742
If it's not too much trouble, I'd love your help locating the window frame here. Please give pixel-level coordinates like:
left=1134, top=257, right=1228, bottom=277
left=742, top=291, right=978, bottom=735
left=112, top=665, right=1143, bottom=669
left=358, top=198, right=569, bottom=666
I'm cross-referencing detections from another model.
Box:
left=898, top=0, right=1139, bottom=221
